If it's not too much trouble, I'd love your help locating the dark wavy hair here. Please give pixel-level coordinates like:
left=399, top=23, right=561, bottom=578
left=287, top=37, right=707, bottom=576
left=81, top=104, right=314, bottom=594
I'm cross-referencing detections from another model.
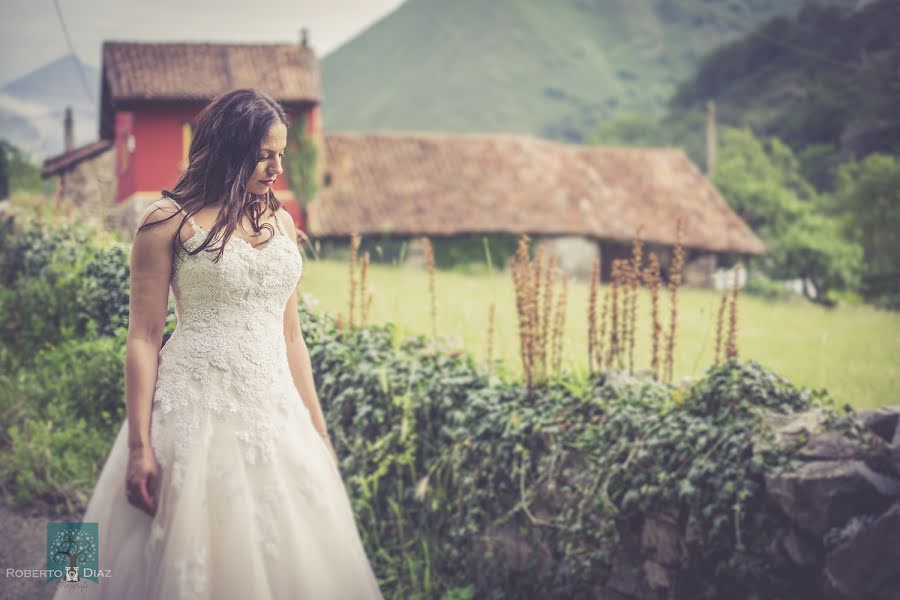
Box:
left=138, top=88, right=291, bottom=265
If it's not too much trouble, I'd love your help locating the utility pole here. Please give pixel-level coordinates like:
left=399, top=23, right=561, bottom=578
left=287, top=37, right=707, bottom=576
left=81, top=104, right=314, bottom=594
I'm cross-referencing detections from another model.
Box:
left=705, top=100, right=717, bottom=177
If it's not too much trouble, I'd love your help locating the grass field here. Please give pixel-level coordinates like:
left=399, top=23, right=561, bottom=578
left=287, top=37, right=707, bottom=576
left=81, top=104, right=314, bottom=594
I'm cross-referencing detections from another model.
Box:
left=299, top=258, right=900, bottom=410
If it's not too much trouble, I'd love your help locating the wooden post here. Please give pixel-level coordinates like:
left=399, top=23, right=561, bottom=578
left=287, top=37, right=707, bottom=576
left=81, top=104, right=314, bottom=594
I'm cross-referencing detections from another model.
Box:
left=705, top=100, right=717, bottom=176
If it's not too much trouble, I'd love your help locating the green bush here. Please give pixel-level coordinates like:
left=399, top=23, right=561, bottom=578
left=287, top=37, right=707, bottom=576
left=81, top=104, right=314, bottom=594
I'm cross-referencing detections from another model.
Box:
left=24, top=333, right=127, bottom=431
left=350, top=233, right=521, bottom=272
left=1, top=411, right=112, bottom=512
left=0, top=218, right=94, bottom=285
left=0, top=217, right=131, bottom=511
left=1, top=275, right=81, bottom=357
left=742, top=271, right=796, bottom=302
left=298, top=299, right=850, bottom=599
left=77, top=242, right=131, bottom=337
left=0, top=371, right=30, bottom=447
left=430, top=233, right=520, bottom=271
left=0, top=219, right=131, bottom=361
left=0, top=333, right=126, bottom=509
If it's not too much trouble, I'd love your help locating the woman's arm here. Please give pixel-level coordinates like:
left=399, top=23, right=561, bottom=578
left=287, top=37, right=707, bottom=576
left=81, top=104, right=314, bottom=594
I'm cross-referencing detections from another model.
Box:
left=280, top=210, right=338, bottom=463
left=122, top=200, right=180, bottom=515
left=126, top=200, right=178, bottom=450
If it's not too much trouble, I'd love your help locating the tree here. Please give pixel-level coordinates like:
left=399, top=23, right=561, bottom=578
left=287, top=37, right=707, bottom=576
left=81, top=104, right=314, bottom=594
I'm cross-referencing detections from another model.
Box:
left=713, top=128, right=862, bottom=306
left=834, top=154, right=900, bottom=305
left=586, top=109, right=707, bottom=168
left=0, top=139, right=54, bottom=195
left=769, top=208, right=862, bottom=305
left=712, top=128, right=809, bottom=239
left=586, top=113, right=661, bottom=147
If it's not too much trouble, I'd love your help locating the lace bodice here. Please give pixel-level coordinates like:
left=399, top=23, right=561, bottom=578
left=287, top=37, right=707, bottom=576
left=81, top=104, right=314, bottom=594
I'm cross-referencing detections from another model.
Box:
left=150, top=198, right=305, bottom=490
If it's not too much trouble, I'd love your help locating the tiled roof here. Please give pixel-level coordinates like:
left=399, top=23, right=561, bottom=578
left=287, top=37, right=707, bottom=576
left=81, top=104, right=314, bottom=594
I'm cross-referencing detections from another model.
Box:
left=101, top=41, right=319, bottom=102
left=309, top=132, right=767, bottom=254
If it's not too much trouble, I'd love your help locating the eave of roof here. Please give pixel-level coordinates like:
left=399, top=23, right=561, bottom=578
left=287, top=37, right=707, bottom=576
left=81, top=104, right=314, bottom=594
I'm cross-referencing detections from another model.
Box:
left=41, top=139, right=114, bottom=178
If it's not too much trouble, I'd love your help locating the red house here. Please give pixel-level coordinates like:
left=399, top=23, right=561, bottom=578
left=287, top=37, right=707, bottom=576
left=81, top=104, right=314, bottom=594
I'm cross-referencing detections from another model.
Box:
left=41, top=36, right=321, bottom=235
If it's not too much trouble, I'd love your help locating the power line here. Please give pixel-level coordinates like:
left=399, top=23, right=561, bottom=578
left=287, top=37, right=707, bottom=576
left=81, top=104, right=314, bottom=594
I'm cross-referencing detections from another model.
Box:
left=693, top=12, right=900, bottom=99
left=711, top=11, right=868, bottom=73
left=52, top=0, right=97, bottom=107
left=743, top=27, right=865, bottom=72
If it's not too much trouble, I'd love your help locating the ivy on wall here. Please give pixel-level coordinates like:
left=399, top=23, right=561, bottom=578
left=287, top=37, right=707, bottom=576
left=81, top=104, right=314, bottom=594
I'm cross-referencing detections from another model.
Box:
left=285, top=112, right=319, bottom=208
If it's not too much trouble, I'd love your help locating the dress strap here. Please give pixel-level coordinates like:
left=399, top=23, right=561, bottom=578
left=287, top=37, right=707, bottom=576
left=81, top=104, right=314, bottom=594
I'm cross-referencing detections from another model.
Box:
left=167, top=198, right=205, bottom=234
left=273, top=210, right=287, bottom=237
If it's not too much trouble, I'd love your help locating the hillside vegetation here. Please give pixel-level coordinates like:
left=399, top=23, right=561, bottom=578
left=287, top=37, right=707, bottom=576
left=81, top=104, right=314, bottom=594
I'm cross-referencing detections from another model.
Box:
left=671, top=0, right=900, bottom=182
left=588, top=1, right=900, bottom=306
left=321, top=0, right=855, bottom=141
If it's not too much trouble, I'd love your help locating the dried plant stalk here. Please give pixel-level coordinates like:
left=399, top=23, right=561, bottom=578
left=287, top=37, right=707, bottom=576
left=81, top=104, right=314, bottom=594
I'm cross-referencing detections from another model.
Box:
left=714, top=291, right=728, bottom=364
left=512, top=236, right=535, bottom=390
left=607, top=259, right=622, bottom=370
left=597, top=280, right=609, bottom=373
left=532, top=245, right=545, bottom=381
left=620, top=260, right=631, bottom=371
left=509, top=253, right=525, bottom=383
left=587, top=256, right=600, bottom=373
left=422, top=236, right=437, bottom=338
left=348, top=233, right=361, bottom=329
left=525, top=242, right=538, bottom=386
left=628, top=227, right=644, bottom=374
left=725, top=263, right=741, bottom=359
left=664, top=219, right=685, bottom=384
left=642, top=253, right=662, bottom=381
left=541, top=251, right=556, bottom=381
left=623, top=260, right=636, bottom=373
left=552, top=273, right=568, bottom=373
left=359, top=251, right=370, bottom=326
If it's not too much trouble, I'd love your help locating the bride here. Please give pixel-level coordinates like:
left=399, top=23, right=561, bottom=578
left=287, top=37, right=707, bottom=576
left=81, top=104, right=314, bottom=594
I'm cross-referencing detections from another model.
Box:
left=51, top=89, right=384, bottom=599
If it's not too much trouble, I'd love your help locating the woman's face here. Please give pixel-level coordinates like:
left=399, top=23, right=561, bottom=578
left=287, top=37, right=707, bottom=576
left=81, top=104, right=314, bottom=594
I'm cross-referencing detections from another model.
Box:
left=247, top=120, right=288, bottom=195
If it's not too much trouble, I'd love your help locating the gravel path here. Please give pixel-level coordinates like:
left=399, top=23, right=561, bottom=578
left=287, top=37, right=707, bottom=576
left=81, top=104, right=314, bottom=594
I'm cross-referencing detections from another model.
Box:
left=1, top=498, right=83, bottom=600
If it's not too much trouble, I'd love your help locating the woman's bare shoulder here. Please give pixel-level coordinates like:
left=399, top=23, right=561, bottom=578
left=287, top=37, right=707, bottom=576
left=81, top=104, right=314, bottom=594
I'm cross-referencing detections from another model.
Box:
left=135, top=198, right=192, bottom=245
left=137, top=198, right=178, bottom=229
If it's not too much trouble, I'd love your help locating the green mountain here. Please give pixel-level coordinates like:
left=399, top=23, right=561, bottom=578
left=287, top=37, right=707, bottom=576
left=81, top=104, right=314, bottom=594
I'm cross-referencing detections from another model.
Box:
left=320, top=0, right=857, bottom=141
left=670, top=0, right=900, bottom=170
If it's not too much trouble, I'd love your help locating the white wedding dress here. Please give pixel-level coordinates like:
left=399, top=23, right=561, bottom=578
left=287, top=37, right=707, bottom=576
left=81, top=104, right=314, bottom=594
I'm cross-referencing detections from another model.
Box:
left=52, top=199, right=384, bottom=600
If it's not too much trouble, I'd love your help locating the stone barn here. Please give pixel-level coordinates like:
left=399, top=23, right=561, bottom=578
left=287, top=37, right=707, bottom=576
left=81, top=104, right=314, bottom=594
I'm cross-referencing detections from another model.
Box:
left=308, top=131, right=766, bottom=286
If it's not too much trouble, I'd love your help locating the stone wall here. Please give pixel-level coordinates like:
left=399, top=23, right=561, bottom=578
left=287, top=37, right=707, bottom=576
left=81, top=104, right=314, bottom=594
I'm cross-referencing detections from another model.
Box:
left=766, top=406, right=900, bottom=600
left=106, top=194, right=160, bottom=241
left=470, top=399, right=900, bottom=599
left=55, top=147, right=116, bottom=231
left=591, top=405, right=900, bottom=600
left=538, top=235, right=599, bottom=281
left=681, top=252, right=717, bottom=288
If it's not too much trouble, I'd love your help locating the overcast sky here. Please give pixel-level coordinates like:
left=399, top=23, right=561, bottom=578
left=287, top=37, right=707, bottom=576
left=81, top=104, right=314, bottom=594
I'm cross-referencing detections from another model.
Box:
left=0, top=0, right=407, bottom=86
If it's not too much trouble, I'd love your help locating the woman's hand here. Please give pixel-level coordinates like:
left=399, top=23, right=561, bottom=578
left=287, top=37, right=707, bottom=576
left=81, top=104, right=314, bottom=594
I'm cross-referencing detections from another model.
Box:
left=125, top=446, right=161, bottom=516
